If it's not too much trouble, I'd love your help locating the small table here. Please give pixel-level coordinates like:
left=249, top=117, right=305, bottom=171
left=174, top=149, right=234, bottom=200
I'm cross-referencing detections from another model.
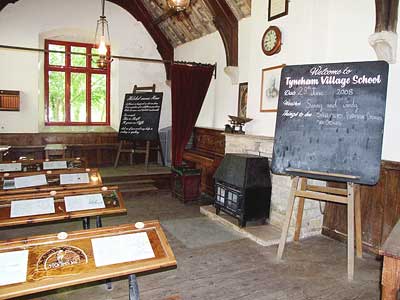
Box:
left=171, top=166, right=201, bottom=203
left=0, top=186, right=126, bottom=229
left=0, top=221, right=177, bottom=300
left=0, top=168, right=103, bottom=196
left=45, top=144, right=66, bottom=160
left=380, top=220, right=400, bottom=299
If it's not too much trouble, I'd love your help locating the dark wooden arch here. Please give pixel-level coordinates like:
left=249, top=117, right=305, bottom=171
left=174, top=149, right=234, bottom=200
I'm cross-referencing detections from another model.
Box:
left=0, top=0, right=174, bottom=79
left=374, top=0, right=399, bottom=32
left=203, top=0, right=238, bottom=67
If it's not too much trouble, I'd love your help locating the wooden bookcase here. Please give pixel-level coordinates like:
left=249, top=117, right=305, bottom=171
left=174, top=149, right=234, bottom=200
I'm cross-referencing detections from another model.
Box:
left=0, top=90, right=20, bottom=111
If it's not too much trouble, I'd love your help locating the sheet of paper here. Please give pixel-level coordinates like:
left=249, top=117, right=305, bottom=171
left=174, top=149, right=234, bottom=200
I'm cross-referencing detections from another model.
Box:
left=43, top=161, right=68, bottom=170
left=64, top=193, right=105, bottom=212
left=91, top=232, right=155, bottom=267
left=60, top=173, right=89, bottom=185
left=3, top=179, right=15, bottom=190
left=14, top=174, right=48, bottom=189
left=0, top=250, right=29, bottom=286
left=270, top=0, right=286, bottom=16
left=11, top=197, right=55, bottom=218
left=0, top=163, right=22, bottom=172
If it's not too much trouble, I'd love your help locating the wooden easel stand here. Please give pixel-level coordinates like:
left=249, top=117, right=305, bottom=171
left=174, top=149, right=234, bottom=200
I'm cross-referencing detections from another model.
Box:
left=114, top=84, right=165, bottom=168
left=277, top=171, right=362, bottom=281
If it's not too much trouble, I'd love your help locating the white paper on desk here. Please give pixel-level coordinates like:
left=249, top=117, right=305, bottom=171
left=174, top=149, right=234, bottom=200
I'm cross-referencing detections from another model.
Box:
left=60, top=173, right=89, bottom=185
left=11, top=197, right=55, bottom=218
left=14, top=174, right=48, bottom=189
left=91, top=232, right=155, bottom=267
left=64, top=193, right=105, bottom=212
left=0, top=163, right=22, bottom=172
left=0, top=250, right=29, bottom=286
left=43, top=161, right=68, bottom=170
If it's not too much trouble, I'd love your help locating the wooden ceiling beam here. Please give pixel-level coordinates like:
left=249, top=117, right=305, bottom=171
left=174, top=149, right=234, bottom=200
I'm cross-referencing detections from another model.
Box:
left=0, top=0, right=174, bottom=79
left=202, top=0, right=238, bottom=67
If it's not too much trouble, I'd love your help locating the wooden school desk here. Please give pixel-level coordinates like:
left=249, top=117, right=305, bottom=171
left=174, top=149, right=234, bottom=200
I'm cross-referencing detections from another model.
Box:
left=0, top=157, right=87, bottom=173
left=0, top=186, right=126, bottom=229
left=0, top=221, right=177, bottom=300
left=0, top=168, right=102, bottom=196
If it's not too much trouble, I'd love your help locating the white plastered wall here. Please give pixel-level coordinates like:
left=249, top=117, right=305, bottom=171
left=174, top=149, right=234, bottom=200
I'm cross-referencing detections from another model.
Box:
left=175, top=0, right=400, bottom=162
left=0, top=0, right=171, bottom=133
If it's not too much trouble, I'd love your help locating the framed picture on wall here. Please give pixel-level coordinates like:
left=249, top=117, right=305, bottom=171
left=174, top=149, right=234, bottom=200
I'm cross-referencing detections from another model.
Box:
left=260, top=64, right=285, bottom=112
left=237, top=82, right=248, bottom=118
left=268, top=0, right=289, bottom=21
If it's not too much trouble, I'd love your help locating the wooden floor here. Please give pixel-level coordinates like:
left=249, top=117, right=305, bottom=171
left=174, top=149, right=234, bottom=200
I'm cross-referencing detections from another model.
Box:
left=1, top=188, right=382, bottom=300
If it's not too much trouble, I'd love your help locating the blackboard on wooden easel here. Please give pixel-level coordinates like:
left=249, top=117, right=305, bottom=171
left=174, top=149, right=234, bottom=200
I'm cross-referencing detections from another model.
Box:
left=118, top=92, right=163, bottom=141
left=271, top=61, right=389, bottom=185
left=272, top=61, right=389, bottom=279
left=114, top=85, right=165, bottom=168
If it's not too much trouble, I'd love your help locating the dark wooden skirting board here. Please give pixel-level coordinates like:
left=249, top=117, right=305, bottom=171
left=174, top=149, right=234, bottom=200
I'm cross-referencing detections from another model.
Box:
left=0, top=133, right=158, bottom=167
left=322, top=160, right=400, bottom=254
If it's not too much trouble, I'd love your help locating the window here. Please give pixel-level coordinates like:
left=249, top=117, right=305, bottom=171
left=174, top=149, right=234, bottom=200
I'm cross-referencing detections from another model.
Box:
left=44, top=39, right=110, bottom=126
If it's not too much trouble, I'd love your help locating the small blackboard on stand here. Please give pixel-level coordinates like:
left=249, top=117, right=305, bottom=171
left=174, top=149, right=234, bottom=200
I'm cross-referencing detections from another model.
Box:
left=118, top=92, right=163, bottom=141
left=115, top=85, right=165, bottom=168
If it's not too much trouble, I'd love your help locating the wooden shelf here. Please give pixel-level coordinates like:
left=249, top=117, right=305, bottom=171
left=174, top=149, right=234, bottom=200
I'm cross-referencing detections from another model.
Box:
left=0, top=90, right=20, bottom=111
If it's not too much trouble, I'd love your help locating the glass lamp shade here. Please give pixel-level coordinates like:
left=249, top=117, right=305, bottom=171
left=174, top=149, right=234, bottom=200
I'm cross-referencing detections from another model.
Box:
left=167, top=0, right=190, bottom=11
left=94, top=16, right=111, bottom=69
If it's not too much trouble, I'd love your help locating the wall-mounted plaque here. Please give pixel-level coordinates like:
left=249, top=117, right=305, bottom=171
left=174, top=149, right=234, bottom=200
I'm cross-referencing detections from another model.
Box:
left=268, top=0, right=288, bottom=21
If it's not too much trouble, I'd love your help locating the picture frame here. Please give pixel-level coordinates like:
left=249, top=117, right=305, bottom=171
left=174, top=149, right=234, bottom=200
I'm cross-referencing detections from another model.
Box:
left=260, top=64, right=285, bottom=112
left=268, top=0, right=289, bottom=21
left=237, top=82, right=248, bottom=118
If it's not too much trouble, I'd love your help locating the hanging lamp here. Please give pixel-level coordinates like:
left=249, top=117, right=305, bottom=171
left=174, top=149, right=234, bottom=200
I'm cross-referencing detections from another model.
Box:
left=166, top=0, right=191, bottom=12
left=94, top=0, right=111, bottom=69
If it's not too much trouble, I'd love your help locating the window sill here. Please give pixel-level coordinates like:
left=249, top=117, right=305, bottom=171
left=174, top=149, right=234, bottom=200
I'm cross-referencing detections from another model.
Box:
left=39, top=125, right=117, bottom=134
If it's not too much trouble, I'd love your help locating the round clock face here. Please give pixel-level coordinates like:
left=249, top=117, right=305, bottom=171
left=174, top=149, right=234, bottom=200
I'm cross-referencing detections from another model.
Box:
left=264, top=30, right=277, bottom=51
left=262, top=26, right=281, bottom=56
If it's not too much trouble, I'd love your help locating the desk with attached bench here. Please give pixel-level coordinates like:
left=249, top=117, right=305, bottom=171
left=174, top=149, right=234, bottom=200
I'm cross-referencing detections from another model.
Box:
left=0, top=168, right=102, bottom=196
left=0, top=221, right=176, bottom=300
left=0, top=186, right=126, bottom=229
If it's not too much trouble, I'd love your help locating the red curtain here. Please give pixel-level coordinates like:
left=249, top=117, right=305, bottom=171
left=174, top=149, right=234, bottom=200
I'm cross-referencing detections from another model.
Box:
left=171, top=63, right=214, bottom=166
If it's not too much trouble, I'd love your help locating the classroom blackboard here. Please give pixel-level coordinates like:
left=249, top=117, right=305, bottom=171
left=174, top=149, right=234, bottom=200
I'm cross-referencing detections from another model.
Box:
left=118, top=92, right=163, bottom=141
left=271, top=61, right=389, bottom=185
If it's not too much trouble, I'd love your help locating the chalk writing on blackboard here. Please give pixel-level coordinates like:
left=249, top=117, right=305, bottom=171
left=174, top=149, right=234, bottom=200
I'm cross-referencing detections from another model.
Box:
left=118, top=93, right=163, bottom=141
left=271, top=61, right=389, bottom=185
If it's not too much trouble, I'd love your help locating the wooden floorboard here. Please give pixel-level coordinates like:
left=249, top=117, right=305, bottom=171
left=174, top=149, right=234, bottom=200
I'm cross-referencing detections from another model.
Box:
left=0, top=190, right=381, bottom=300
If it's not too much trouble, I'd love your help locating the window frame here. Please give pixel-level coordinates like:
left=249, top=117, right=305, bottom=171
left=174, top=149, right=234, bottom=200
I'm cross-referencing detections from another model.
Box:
left=44, top=39, right=111, bottom=126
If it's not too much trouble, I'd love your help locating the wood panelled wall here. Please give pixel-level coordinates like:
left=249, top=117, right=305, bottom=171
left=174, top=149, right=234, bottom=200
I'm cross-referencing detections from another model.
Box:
left=323, top=160, right=400, bottom=254
left=0, top=133, right=158, bottom=167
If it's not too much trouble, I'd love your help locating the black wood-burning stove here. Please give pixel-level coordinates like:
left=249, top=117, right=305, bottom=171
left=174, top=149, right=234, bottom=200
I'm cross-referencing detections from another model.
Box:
left=214, top=154, right=272, bottom=227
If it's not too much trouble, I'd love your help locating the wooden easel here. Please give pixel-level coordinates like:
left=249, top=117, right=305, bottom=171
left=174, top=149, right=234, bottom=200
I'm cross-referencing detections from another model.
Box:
left=276, top=169, right=362, bottom=281
left=114, top=84, right=165, bottom=168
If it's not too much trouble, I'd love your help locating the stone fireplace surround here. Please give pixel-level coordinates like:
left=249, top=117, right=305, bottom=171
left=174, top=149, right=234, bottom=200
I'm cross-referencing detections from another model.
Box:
left=224, top=133, right=324, bottom=239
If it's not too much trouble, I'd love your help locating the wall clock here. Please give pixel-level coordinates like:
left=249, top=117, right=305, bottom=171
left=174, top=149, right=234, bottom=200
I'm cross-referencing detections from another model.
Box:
left=261, top=26, right=282, bottom=56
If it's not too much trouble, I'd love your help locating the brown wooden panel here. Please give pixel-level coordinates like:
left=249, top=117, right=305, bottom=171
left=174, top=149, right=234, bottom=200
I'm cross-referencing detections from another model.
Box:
left=323, top=160, right=400, bottom=254
left=0, top=133, right=159, bottom=167
left=183, top=127, right=225, bottom=195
